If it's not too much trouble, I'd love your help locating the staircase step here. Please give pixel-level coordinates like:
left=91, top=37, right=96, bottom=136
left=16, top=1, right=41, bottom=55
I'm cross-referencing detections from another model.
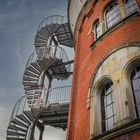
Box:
left=34, top=42, right=46, bottom=46
left=35, top=37, right=46, bottom=43
left=7, top=137, right=26, bottom=140
left=41, top=27, right=50, bottom=36
left=24, top=70, right=40, bottom=78
left=36, top=60, right=45, bottom=70
left=23, top=76, right=38, bottom=82
left=27, top=65, right=41, bottom=75
left=27, top=94, right=39, bottom=100
left=23, top=81, right=38, bottom=86
left=24, top=86, right=40, bottom=91
left=8, top=123, right=27, bottom=133
left=36, top=31, right=48, bottom=39
left=6, top=137, right=26, bottom=140
left=7, top=129, right=26, bottom=137
left=25, top=90, right=40, bottom=95
left=46, top=24, right=60, bottom=35
left=11, top=119, right=28, bottom=128
left=16, top=114, right=31, bottom=125
left=27, top=99, right=37, bottom=104
left=23, top=111, right=34, bottom=122
left=31, top=62, right=43, bottom=73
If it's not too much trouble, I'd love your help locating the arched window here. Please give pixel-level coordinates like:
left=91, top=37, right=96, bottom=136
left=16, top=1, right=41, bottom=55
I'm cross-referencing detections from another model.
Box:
left=105, top=2, right=121, bottom=28
left=130, top=67, right=140, bottom=117
left=125, top=0, right=139, bottom=15
left=94, top=20, right=101, bottom=39
left=101, top=82, right=116, bottom=132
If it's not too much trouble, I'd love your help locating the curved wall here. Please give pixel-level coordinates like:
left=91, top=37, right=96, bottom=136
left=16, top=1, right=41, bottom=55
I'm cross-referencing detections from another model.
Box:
left=68, top=0, right=87, bottom=33
left=67, top=0, right=140, bottom=140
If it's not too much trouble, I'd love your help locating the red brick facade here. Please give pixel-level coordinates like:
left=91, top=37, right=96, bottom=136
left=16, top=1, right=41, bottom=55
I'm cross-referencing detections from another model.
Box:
left=67, top=0, right=140, bottom=140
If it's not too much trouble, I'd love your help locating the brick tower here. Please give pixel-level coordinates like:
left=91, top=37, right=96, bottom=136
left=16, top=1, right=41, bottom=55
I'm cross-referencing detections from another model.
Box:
left=67, top=0, right=140, bottom=140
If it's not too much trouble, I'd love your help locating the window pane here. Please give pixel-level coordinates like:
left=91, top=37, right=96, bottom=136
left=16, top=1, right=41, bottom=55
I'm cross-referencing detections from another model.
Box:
left=106, top=94, right=112, bottom=105
left=101, top=81, right=115, bottom=132
left=135, top=91, right=140, bottom=104
left=125, top=0, right=138, bottom=15
left=106, top=105, right=113, bottom=118
left=107, top=117, right=114, bottom=130
left=137, top=104, right=140, bottom=116
left=132, top=79, right=140, bottom=91
left=105, top=2, right=121, bottom=28
left=131, top=67, right=140, bottom=117
left=94, top=21, right=101, bottom=39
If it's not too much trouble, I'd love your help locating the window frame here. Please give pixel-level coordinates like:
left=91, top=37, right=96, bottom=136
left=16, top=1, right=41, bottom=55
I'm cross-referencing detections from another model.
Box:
left=100, top=82, right=116, bottom=132
left=130, top=66, right=140, bottom=118
left=124, top=0, right=139, bottom=16
left=93, top=20, right=102, bottom=40
left=104, top=1, right=121, bottom=29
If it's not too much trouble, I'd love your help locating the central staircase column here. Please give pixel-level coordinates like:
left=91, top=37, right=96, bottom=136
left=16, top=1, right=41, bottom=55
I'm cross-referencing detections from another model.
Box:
left=45, top=71, right=52, bottom=106
left=29, top=71, right=46, bottom=140
left=39, top=125, right=44, bottom=140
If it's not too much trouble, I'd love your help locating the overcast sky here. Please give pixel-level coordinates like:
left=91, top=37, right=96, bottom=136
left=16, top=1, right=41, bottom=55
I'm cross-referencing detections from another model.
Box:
left=0, top=0, right=73, bottom=139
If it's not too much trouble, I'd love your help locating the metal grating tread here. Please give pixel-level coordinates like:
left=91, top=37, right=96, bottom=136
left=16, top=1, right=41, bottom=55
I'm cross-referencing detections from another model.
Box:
left=16, top=114, right=31, bottom=125
left=31, top=61, right=43, bottom=73
left=36, top=60, right=45, bottom=70
left=8, top=124, right=27, bottom=133
left=37, top=30, right=49, bottom=38
left=7, top=137, right=26, bottom=140
left=22, top=81, right=38, bottom=87
left=23, top=76, right=38, bottom=82
left=23, top=111, right=34, bottom=122
left=24, top=86, right=40, bottom=91
left=11, top=119, right=28, bottom=128
left=7, top=130, right=26, bottom=137
left=24, top=69, right=40, bottom=78
left=27, top=65, right=41, bottom=75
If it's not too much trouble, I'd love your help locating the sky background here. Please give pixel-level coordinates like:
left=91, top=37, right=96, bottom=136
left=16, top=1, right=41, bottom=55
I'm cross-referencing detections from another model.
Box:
left=0, top=0, right=74, bottom=139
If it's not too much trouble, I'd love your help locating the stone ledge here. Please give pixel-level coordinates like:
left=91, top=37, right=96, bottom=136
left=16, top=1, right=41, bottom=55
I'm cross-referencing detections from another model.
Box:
left=91, top=118, right=140, bottom=140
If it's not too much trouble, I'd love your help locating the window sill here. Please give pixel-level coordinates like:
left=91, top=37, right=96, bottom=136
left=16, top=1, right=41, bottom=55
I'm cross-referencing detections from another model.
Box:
left=90, top=11, right=139, bottom=49
left=91, top=118, right=140, bottom=140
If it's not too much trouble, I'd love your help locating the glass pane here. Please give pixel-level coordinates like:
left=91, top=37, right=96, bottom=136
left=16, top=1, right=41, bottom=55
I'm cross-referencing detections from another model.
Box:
left=107, top=117, right=114, bottom=130
left=132, top=79, right=140, bottom=91
left=106, top=2, right=121, bottom=28
left=106, top=93, right=112, bottom=105
left=125, top=0, right=138, bottom=15
left=106, top=105, right=113, bottom=118
left=137, top=104, right=140, bottom=117
left=135, top=91, right=140, bottom=104
left=131, top=67, right=140, bottom=118
left=101, top=81, right=115, bottom=132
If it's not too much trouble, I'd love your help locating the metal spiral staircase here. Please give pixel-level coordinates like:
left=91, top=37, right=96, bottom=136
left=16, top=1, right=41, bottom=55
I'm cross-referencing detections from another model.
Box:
left=6, top=15, right=74, bottom=140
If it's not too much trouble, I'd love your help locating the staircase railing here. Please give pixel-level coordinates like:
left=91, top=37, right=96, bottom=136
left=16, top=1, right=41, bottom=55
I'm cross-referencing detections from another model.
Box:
left=9, top=84, right=71, bottom=123
left=9, top=89, right=45, bottom=122
left=26, top=45, right=71, bottom=72
left=37, top=15, right=64, bottom=32
left=10, top=96, right=29, bottom=122
left=46, top=85, right=71, bottom=105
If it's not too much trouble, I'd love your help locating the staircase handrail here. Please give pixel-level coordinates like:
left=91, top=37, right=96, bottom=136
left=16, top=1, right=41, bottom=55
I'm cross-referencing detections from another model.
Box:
left=25, top=45, right=71, bottom=72
left=37, top=15, right=64, bottom=32
left=46, top=85, right=71, bottom=106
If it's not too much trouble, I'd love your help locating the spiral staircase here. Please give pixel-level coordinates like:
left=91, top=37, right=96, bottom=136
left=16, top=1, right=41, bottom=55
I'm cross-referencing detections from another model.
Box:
left=6, top=15, right=74, bottom=140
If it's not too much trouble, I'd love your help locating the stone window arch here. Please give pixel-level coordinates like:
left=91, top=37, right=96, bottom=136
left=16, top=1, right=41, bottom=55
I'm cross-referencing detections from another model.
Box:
left=90, top=76, right=116, bottom=135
